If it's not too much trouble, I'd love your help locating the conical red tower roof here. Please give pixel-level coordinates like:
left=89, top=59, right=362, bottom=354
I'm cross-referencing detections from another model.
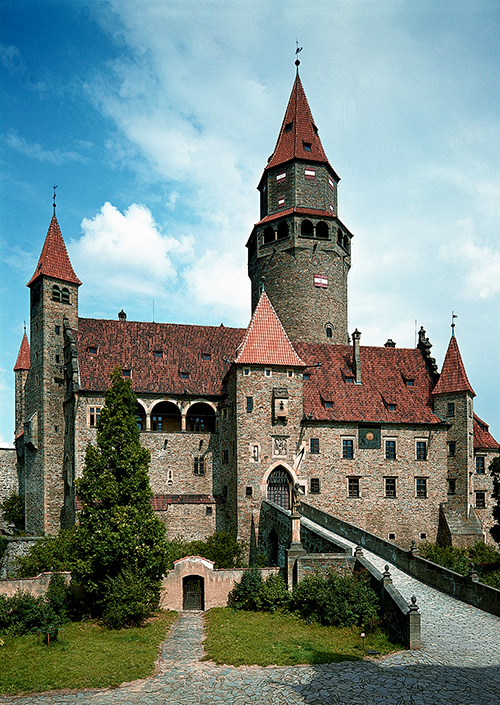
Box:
left=235, top=291, right=305, bottom=367
left=265, top=74, right=337, bottom=177
left=432, top=336, right=475, bottom=397
left=13, top=333, right=30, bottom=371
left=27, top=215, right=81, bottom=287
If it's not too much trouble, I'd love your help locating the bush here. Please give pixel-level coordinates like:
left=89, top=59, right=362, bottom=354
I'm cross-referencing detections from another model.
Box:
left=0, top=592, right=61, bottom=636
left=290, top=570, right=380, bottom=629
left=100, top=570, right=159, bottom=629
left=228, top=567, right=264, bottom=611
left=16, top=527, right=79, bottom=578
left=257, top=573, right=290, bottom=612
left=0, top=493, right=25, bottom=531
left=418, top=543, right=471, bottom=575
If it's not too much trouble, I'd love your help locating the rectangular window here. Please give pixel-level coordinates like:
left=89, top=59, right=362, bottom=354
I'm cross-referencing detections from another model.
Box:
left=313, top=274, right=328, bottom=289
left=202, top=353, right=211, bottom=361
left=152, top=415, right=163, bottom=432
left=310, top=478, right=320, bottom=494
left=122, top=369, right=131, bottom=378
left=416, top=478, right=427, bottom=498
left=329, top=204, right=334, bottom=212
left=278, top=197, right=285, bottom=207
left=348, top=477, right=360, bottom=497
left=245, top=486, right=253, bottom=498
left=310, top=438, right=320, bottom=454
left=328, top=177, right=335, bottom=190
left=89, top=406, right=101, bottom=427
left=194, top=456, right=205, bottom=475
left=448, top=478, right=456, bottom=495
left=265, top=369, right=271, bottom=377
left=476, top=491, right=486, bottom=508
left=342, top=439, right=354, bottom=459
left=406, top=379, right=414, bottom=387
left=387, top=404, right=396, bottom=411
left=181, top=372, right=189, bottom=379
left=206, top=506, right=213, bottom=515
left=416, top=441, right=427, bottom=460
left=244, top=368, right=250, bottom=376
left=325, top=401, right=333, bottom=408
left=475, top=456, right=485, bottom=474
left=252, top=445, right=259, bottom=461
left=87, top=346, right=98, bottom=354
left=385, top=440, right=396, bottom=460
left=304, top=167, right=316, bottom=179
left=154, top=351, right=163, bottom=358
left=222, top=449, right=229, bottom=464
left=287, top=370, right=293, bottom=377
left=447, top=402, right=455, bottom=417
left=303, top=372, right=310, bottom=380
left=385, top=478, right=397, bottom=498
left=448, top=442, right=456, bottom=457
left=55, top=325, right=60, bottom=335
left=246, top=396, right=253, bottom=413
left=276, top=172, right=286, bottom=181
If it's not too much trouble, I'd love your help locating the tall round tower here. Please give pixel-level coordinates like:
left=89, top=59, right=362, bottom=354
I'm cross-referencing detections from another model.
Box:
left=247, top=72, right=352, bottom=345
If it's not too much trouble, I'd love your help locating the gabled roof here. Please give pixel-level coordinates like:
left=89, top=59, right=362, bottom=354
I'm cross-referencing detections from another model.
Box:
left=265, top=74, right=337, bottom=177
left=294, top=342, right=443, bottom=425
left=13, top=333, right=30, bottom=371
left=77, top=318, right=245, bottom=395
left=235, top=292, right=305, bottom=367
left=474, top=413, right=499, bottom=451
left=432, top=336, right=475, bottom=397
left=27, top=215, right=82, bottom=287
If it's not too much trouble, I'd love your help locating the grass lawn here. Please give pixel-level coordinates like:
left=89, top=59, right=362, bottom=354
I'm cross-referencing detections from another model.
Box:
left=203, top=608, right=403, bottom=666
left=0, top=610, right=177, bottom=696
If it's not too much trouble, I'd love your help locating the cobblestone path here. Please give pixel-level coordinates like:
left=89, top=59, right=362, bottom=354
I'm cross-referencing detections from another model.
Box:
left=2, top=529, right=499, bottom=704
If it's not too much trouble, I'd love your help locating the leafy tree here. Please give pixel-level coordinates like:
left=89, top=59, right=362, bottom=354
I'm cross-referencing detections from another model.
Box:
left=0, top=492, right=25, bottom=532
left=490, top=457, right=500, bottom=546
left=184, top=532, right=245, bottom=569
left=73, top=367, right=166, bottom=624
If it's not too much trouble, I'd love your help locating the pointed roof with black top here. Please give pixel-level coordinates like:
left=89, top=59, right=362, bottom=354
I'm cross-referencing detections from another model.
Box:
left=27, top=214, right=81, bottom=287
left=432, top=336, right=475, bottom=397
left=13, top=332, right=30, bottom=371
left=235, top=291, right=305, bottom=367
left=264, top=74, right=339, bottom=180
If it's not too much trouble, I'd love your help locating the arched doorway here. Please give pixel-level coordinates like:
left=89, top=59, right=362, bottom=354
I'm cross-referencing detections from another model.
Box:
left=182, top=575, right=204, bottom=610
left=267, top=467, right=291, bottom=510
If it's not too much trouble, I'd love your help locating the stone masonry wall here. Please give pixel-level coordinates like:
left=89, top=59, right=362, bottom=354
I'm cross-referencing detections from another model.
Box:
left=0, top=449, right=18, bottom=527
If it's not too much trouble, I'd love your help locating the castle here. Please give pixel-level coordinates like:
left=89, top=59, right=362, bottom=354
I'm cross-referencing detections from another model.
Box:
left=10, top=72, right=499, bottom=551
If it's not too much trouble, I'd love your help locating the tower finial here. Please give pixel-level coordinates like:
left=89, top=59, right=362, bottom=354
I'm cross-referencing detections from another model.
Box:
left=52, top=184, right=57, bottom=215
left=451, top=311, right=458, bottom=337
left=295, top=40, right=303, bottom=73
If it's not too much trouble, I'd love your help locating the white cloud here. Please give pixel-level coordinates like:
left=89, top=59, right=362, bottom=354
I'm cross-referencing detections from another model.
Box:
left=440, top=233, right=500, bottom=300
left=72, top=202, right=194, bottom=301
left=4, top=129, right=88, bottom=165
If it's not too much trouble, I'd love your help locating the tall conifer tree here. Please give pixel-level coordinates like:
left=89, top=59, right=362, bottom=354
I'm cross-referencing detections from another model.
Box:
left=74, top=367, right=166, bottom=625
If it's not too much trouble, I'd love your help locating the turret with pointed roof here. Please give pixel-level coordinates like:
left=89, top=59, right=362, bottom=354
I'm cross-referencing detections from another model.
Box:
left=14, top=332, right=30, bottom=440
left=27, top=214, right=81, bottom=288
left=247, top=71, right=352, bottom=346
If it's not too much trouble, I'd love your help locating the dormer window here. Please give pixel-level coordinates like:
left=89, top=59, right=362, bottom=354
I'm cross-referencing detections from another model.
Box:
left=325, top=401, right=333, bottom=409
left=406, top=379, right=414, bottom=387
left=154, top=351, right=163, bottom=358
left=303, top=141, right=312, bottom=152
left=202, top=353, right=211, bottom=361
left=122, top=369, right=131, bottom=378
left=284, top=121, right=293, bottom=132
left=181, top=372, right=189, bottom=379
left=345, top=377, right=354, bottom=384
left=312, top=123, right=318, bottom=134
left=388, top=404, right=396, bottom=411
left=87, top=346, right=98, bottom=355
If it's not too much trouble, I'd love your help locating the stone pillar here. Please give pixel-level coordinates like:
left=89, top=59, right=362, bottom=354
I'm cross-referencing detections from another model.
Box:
left=408, top=595, right=421, bottom=649
left=285, top=510, right=306, bottom=589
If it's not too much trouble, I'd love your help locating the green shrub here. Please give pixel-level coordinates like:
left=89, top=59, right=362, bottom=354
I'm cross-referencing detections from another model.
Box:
left=100, top=571, right=160, bottom=629
left=0, top=493, right=25, bottom=531
left=16, top=527, right=79, bottom=578
left=468, top=541, right=500, bottom=566
left=418, top=543, right=471, bottom=575
left=257, top=573, right=290, bottom=612
left=181, top=532, right=245, bottom=570
left=1, top=592, right=61, bottom=636
left=290, top=570, right=380, bottom=629
left=228, top=567, right=264, bottom=611
left=45, top=573, right=71, bottom=621
left=480, top=570, right=500, bottom=590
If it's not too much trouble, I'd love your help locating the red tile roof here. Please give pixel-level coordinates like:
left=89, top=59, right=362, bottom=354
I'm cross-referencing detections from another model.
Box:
left=76, top=318, right=245, bottom=394
left=432, top=336, right=475, bottom=397
left=27, top=215, right=82, bottom=287
left=265, top=74, right=338, bottom=178
left=474, top=414, right=499, bottom=450
left=235, top=292, right=305, bottom=367
left=294, top=342, right=443, bottom=425
left=13, top=333, right=30, bottom=371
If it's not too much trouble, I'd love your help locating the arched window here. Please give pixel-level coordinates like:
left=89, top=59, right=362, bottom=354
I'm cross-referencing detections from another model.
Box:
left=301, top=219, right=314, bottom=237
left=187, top=402, right=216, bottom=433
left=316, top=221, right=329, bottom=239
left=344, top=235, right=350, bottom=253
left=267, top=467, right=291, bottom=510
left=263, top=226, right=275, bottom=244
left=151, top=401, right=181, bottom=432
left=276, top=221, right=289, bottom=240
left=337, top=228, right=343, bottom=246
left=326, top=325, right=333, bottom=339
left=136, top=404, right=146, bottom=431
left=52, top=285, right=61, bottom=302
left=61, top=288, right=70, bottom=304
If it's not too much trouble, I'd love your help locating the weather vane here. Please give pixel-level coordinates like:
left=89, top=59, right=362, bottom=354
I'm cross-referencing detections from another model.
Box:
left=451, top=311, right=458, bottom=337
left=52, top=184, right=57, bottom=215
left=295, top=40, right=303, bottom=72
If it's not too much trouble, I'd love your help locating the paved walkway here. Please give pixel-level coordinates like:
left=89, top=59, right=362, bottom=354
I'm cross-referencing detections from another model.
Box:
left=2, top=533, right=500, bottom=704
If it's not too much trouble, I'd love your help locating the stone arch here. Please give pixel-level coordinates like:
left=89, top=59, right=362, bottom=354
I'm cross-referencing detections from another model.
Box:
left=185, top=401, right=216, bottom=433
left=263, top=226, right=275, bottom=244
left=300, top=219, right=314, bottom=237
left=316, top=221, right=329, bottom=239
left=276, top=221, right=289, bottom=240
left=264, top=464, right=296, bottom=511
left=136, top=402, right=146, bottom=431
left=150, top=400, right=182, bottom=432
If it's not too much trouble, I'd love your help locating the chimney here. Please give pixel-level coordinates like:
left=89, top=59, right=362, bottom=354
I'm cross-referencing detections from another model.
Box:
left=352, top=329, right=362, bottom=384
left=118, top=310, right=127, bottom=321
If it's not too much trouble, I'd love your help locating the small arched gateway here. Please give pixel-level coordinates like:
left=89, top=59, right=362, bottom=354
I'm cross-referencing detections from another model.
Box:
left=267, top=466, right=292, bottom=510
left=182, top=575, right=204, bottom=610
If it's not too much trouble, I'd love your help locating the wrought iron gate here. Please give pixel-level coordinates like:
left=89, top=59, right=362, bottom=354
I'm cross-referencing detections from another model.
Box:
left=183, top=575, right=204, bottom=610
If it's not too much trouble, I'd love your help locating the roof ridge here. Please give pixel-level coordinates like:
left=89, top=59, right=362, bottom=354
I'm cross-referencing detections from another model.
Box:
left=235, top=291, right=305, bottom=367
left=27, top=214, right=82, bottom=287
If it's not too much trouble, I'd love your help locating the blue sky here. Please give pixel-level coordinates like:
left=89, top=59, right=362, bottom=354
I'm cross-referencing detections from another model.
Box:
left=1, top=0, right=499, bottom=447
